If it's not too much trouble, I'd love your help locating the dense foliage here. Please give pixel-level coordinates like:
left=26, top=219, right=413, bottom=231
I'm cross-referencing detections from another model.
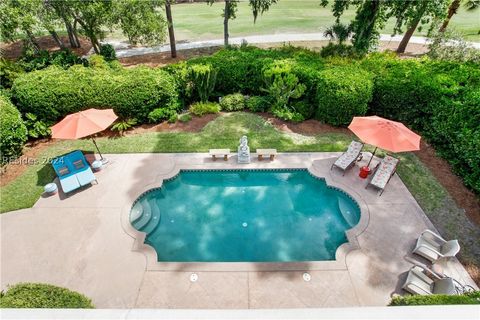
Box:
left=363, top=53, right=480, bottom=193
left=6, top=45, right=480, bottom=194
left=389, top=291, right=480, bottom=306
left=19, top=49, right=88, bottom=72
left=0, top=94, right=27, bottom=164
left=12, top=58, right=178, bottom=122
left=0, top=283, right=94, bottom=308
left=189, top=101, right=221, bottom=116
left=220, top=93, right=245, bottom=111
left=316, top=66, right=373, bottom=126
left=245, top=95, right=271, bottom=112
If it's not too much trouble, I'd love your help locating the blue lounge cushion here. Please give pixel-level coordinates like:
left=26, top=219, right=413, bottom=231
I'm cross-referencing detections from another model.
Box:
left=52, top=150, right=97, bottom=193
left=59, top=175, right=81, bottom=193
left=76, top=168, right=96, bottom=186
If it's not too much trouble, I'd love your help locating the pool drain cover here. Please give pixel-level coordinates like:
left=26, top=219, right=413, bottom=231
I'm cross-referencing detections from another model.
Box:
left=303, top=272, right=311, bottom=282
left=190, top=273, right=198, bottom=282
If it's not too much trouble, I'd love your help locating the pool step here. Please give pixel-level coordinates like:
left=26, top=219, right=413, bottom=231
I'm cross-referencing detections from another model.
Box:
left=140, top=199, right=161, bottom=235
left=337, top=196, right=358, bottom=228
left=130, top=201, right=144, bottom=224
left=132, top=200, right=152, bottom=231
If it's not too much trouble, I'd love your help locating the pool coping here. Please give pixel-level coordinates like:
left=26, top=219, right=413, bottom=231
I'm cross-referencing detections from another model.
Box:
left=120, top=155, right=370, bottom=272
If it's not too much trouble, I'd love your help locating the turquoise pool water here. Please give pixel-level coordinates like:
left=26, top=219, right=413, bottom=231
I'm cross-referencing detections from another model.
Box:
left=130, top=169, right=360, bottom=262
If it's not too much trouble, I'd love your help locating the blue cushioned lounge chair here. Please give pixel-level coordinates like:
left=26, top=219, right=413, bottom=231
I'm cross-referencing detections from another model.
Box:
left=51, top=150, right=97, bottom=194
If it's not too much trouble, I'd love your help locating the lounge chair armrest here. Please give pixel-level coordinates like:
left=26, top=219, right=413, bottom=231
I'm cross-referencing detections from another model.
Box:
left=421, top=229, right=447, bottom=244
left=406, top=282, right=433, bottom=295
left=418, top=244, right=445, bottom=258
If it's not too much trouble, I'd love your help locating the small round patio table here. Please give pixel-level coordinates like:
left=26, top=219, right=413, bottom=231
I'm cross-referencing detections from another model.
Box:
left=44, top=183, right=58, bottom=196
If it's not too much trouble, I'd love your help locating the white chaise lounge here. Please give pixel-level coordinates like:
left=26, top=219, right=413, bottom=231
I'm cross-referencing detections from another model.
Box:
left=331, top=141, right=363, bottom=175
left=402, top=266, right=457, bottom=295
left=413, top=229, right=461, bottom=263
left=366, top=155, right=399, bottom=195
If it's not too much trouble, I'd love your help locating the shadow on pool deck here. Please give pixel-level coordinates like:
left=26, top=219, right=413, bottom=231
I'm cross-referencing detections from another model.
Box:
left=1, top=151, right=476, bottom=309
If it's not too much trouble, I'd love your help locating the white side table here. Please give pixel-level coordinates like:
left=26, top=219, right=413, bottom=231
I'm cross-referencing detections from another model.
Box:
left=91, top=160, right=103, bottom=172
left=44, top=183, right=58, bottom=196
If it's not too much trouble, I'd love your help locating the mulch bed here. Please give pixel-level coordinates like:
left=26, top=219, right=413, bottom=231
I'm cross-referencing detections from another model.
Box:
left=1, top=36, right=92, bottom=60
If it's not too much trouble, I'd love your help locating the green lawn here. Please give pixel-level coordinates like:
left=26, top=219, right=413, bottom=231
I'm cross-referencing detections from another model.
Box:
left=0, top=112, right=455, bottom=214
left=163, top=0, right=480, bottom=42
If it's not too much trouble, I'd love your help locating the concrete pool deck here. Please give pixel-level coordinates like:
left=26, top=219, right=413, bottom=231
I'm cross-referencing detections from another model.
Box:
left=0, top=152, right=476, bottom=308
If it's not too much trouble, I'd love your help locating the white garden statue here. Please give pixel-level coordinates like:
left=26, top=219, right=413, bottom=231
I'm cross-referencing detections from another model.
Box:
left=238, top=135, right=251, bottom=164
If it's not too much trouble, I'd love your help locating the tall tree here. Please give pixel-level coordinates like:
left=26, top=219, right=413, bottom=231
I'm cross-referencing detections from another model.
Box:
left=208, top=0, right=278, bottom=46
left=321, top=0, right=390, bottom=53
left=439, top=0, right=461, bottom=32
left=165, top=0, right=177, bottom=58
left=0, top=0, right=42, bottom=53
left=114, top=0, right=166, bottom=46
left=392, top=0, right=449, bottom=53
left=439, top=0, right=479, bottom=32
left=45, top=0, right=81, bottom=48
left=70, top=0, right=113, bottom=53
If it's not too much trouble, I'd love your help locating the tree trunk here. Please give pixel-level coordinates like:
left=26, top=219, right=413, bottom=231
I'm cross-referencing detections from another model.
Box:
left=64, top=18, right=80, bottom=48
left=75, top=18, right=100, bottom=53
left=24, top=29, right=41, bottom=53
left=49, top=29, right=66, bottom=49
left=396, top=2, right=428, bottom=54
left=72, top=20, right=81, bottom=48
left=396, top=22, right=419, bottom=54
left=224, top=0, right=229, bottom=46
left=353, top=0, right=380, bottom=52
left=439, top=0, right=461, bottom=32
left=165, top=1, right=177, bottom=58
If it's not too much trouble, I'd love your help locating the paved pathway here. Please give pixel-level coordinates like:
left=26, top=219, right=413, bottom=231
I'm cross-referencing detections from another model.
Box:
left=1, top=153, right=476, bottom=308
left=102, top=33, right=480, bottom=58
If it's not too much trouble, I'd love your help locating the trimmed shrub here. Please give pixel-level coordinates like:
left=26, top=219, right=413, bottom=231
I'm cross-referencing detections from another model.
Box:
left=365, top=55, right=480, bottom=193
left=389, top=291, right=480, bottom=306
left=189, top=102, right=221, bottom=116
left=148, top=108, right=177, bottom=123
left=316, top=66, right=373, bottom=126
left=0, top=95, right=27, bottom=164
left=12, top=65, right=179, bottom=122
left=0, top=58, right=25, bottom=89
left=0, top=283, right=94, bottom=308
left=19, top=49, right=88, bottom=72
left=99, top=44, right=117, bottom=61
left=245, top=96, right=271, bottom=112
left=220, top=93, right=245, bottom=111
left=320, top=43, right=360, bottom=58
left=178, top=113, right=192, bottom=123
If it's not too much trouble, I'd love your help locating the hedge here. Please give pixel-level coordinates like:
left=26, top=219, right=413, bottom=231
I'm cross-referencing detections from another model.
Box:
left=316, top=66, right=373, bottom=126
left=12, top=64, right=179, bottom=122
left=0, top=95, right=27, bottom=164
left=363, top=54, right=480, bottom=193
left=389, top=291, right=480, bottom=306
left=0, top=283, right=94, bottom=308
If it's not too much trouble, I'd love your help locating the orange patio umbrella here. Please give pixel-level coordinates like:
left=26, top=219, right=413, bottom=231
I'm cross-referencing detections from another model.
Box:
left=51, top=108, right=118, bottom=162
left=348, top=116, right=421, bottom=167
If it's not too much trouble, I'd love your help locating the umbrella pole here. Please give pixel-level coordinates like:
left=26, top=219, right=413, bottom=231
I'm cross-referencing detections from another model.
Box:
left=366, top=146, right=377, bottom=168
left=91, top=138, right=108, bottom=164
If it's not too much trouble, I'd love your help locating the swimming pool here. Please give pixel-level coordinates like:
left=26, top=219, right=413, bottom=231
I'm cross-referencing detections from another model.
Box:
left=130, top=169, right=360, bottom=262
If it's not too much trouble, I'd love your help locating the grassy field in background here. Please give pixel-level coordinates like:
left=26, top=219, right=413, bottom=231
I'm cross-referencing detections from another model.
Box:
left=166, top=0, right=480, bottom=42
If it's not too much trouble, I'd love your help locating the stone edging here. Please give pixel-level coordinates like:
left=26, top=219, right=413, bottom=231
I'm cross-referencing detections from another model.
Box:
left=120, top=153, right=371, bottom=272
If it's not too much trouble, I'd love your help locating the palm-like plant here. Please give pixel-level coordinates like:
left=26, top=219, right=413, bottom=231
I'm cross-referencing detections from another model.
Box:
left=323, top=23, right=352, bottom=44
